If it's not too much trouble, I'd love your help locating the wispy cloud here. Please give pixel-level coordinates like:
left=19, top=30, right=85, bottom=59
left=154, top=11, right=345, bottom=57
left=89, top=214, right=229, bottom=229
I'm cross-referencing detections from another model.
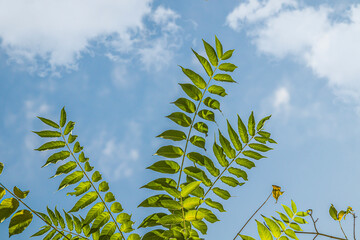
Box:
left=227, top=0, right=360, bottom=106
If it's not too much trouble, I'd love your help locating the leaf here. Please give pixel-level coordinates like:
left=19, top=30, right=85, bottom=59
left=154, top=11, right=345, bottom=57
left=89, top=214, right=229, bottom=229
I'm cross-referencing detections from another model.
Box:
left=203, top=156, right=220, bottom=177
left=213, top=141, right=229, bottom=167
left=141, top=178, right=176, bottom=191
left=105, top=192, right=115, bottom=202
left=227, top=120, right=242, bottom=151
left=60, top=107, right=66, bottom=128
left=141, top=229, right=165, bottom=240
left=111, top=202, right=123, bottom=213
left=194, top=122, right=208, bottom=136
left=184, top=167, right=212, bottom=187
left=242, top=150, right=266, bottom=160
left=73, top=142, right=83, bottom=153
left=282, top=204, right=294, bottom=218
left=172, top=98, right=196, bottom=113
left=8, top=210, right=33, bottom=237
left=256, top=220, right=272, bottom=240
left=190, top=135, right=206, bottom=150
left=46, top=207, right=57, bottom=226
left=84, top=162, right=94, bottom=172
left=67, top=181, right=91, bottom=196
left=180, top=66, right=207, bottom=89
left=69, top=191, right=98, bottom=212
left=289, top=222, right=302, bottom=231
left=38, top=117, right=60, bottom=129
left=257, top=115, right=271, bottom=131
left=240, top=235, right=256, bottom=240
left=198, top=208, right=219, bottom=223
left=92, top=171, right=102, bottom=182
left=147, top=160, right=180, bottom=174
left=215, top=36, right=223, bottom=58
left=293, top=217, right=307, bottom=224
left=63, top=121, right=75, bottom=135
left=0, top=162, right=3, bottom=175
left=0, top=198, right=19, bottom=223
left=198, top=109, right=215, bottom=122
left=192, top=220, right=207, bottom=235
left=249, top=143, right=272, bottom=152
left=248, top=112, right=255, bottom=136
left=35, top=141, right=65, bottom=151
left=166, top=112, right=192, bottom=127
left=79, top=152, right=89, bottom=163
left=263, top=216, right=281, bottom=238
left=181, top=181, right=201, bottom=198
left=63, top=210, right=73, bottom=231
left=155, top=145, right=184, bottom=158
left=31, top=226, right=51, bottom=237
left=0, top=188, right=5, bottom=200
left=43, top=229, right=56, bottom=240
left=72, top=216, right=82, bottom=234
left=157, top=130, right=186, bottom=141
left=213, top=74, right=236, bottom=83
left=218, top=130, right=236, bottom=159
left=83, top=202, right=105, bottom=225
left=203, top=97, right=220, bottom=111
left=128, top=234, right=141, bottom=240
left=33, top=131, right=61, bottom=138
left=205, top=198, right=226, bottom=212
left=100, top=222, right=116, bottom=238
left=285, top=229, right=298, bottom=240
left=218, top=63, right=237, bottom=72
left=13, top=187, right=29, bottom=199
left=138, top=195, right=172, bottom=208
left=179, top=83, right=202, bottom=101
left=43, top=151, right=70, bottom=167
left=139, top=213, right=167, bottom=228
left=158, top=214, right=183, bottom=225
left=329, top=204, right=338, bottom=220
left=160, top=200, right=181, bottom=210
left=212, top=187, right=231, bottom=200
left=90, top=212, right=110, bottom=234
left=221, top=50, right=234, bottom=60
left=208, top=85, right=227, bottom=97
left=54, top=207, right=65, bottom=229
left=183, top=197, right=202, bottom=210
left=221, top=176, right=243, bottom=187
left=58, top=171, right=84, bottom=190
left=187, top=152, right=205, bottom=166
left=255, top=136, right=268, bottom=144
left=277, top=211, right=290, bottom=223
left=51, top=161, right=77, bottom=178
left=184, top=210, right=205, bottom=221
left=192, top=49, right=213, bottom=77
left=203, top=39, right=218, bottom=67
left=99, top=181, right=109, bottom=192
left=238, top=115, right=249, bottom=144
left=235, top=158, right=255, bottom=169
left=68, top=134, right=77, bottom=144
left=291, top=200, right=297, bottom=213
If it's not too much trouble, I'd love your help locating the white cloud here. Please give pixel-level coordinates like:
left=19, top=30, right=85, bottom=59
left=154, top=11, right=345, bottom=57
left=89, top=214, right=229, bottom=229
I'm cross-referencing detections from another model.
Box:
left=273, top=86, right=290, bottom=112
left=227, top=1, right=360, bottom=105
left=0, top=1, right=181, bottom=74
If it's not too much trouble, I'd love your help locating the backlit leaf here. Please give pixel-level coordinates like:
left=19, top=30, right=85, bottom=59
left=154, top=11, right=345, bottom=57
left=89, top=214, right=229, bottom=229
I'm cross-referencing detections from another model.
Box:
left=166, top=112, right=192, bottom=127
left=105, top=192, right=115, bottom=202
left=256, top=220, right=272, bottom=240
left=198, top=109, right=215, bottom=122
left=138, top=195, right=172, bottom=208
left=69, top=191, right=97, bottom=212
left=155, top=145, right=184, bottom=158
left=179, top=83, right=202, bottom=101
left=157, top=130, right=186, bottom=141
left=249, top=143, right=272, bottom=152
left=0, top=198, right=19, bottom=223
left=215, top=36, right=223, bottom=58
left=194, top=122, right=208, bottom=136
left=60, top=107, right=66, bottom=128
left=205, top=198, right=225, bottom=212
left=43, top=151, right=70, bottom=167
left=184, top=167, right=212, bottom=187
left=183, top=197, right=202, bottom=210
left=257, top=115, right=271, bottom=131
left=111, top=202, right=123, bottom=213
left=192, top=220, right=207, bottom=235
left=213, top=74, right=236, bottom=83
left=180, top=66, right=207, bottom=89
left=58, top=171, right=84, bottom=190
left=192, top=49, right=213, bottom=77
left=203, top=39, right=218, bottom=67
left=63, top=121, right=75, bottom=135
left=90, top=212, right=110, bottom=234
left=203, top=156, right=220, bottom=177
left=8, top=210, right=33, bottom=237
left=67, top=181, right=91, bottom=196
left=248, top=112, right=255, bottom=136
left=51, top=161, right=77, bottom=178
left=242, top=150, right=266, bottom=160
left=139, top=213, right=167, bottom=228
left=190, top=135, right=206, bottom=150
left=212, top=187, right=231, bottom=200
left=262, top=216, right=281, bottom=238
left=203, top=97, right=220, bottom=111
left=208, top=85, right=227, bottom=97
left=172, top=98, right=196, bottom=113
left=83, top=202, right=105, bottom=225
left=221, top=50, right=234, bottom=60
left=221, top=176, right=243, bottom=187
left=238, top=115, right=249, bottom=144
left=227, top=120, right=242, bottom=151
left=228, top=167, right=247, bottom=180
left=35, top=141, right=65, bottom=151
left=218, top=130, right=236, bottom=159
left=213, top=141, right=229, bottom=167
left=13, top=187, right=29, bottom=199
left=92, top=171, right=102, bottom=182
left=38, top=117, right=59, bottom=129
left=147, top=160, right=180, bottom=174
left=235, top=158, right=255, bottom=169
left=33, top=131, right=61, bottom=138
left=99, top=181, right=109, bottom=192
left=218, top=63, right=237, bottom=72
left=181, top=181, right=201, bottom=198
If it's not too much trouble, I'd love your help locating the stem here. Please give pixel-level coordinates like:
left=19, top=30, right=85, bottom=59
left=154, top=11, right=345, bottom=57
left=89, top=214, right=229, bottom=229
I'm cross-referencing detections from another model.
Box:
left=0, top=183, right=83, bottom=240
left=176, top=64, right=220, bottom=190
left=233, top=192, right=272, bottom=240
left=295, top=231, right=346, bottom=240
left=339, top=221, right=348, bottom=239
left=60, top=130, right=126, bottom=240
left=352, top=214, right=356, bottom=240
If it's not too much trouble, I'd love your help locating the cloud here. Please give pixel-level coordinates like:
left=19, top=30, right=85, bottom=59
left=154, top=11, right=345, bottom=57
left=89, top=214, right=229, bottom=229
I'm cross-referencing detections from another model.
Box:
left=273, top=86, right=290, bottom=112
left=0, top=1, right=181, bottom=74
left=227, top=0, right=360, bottom=105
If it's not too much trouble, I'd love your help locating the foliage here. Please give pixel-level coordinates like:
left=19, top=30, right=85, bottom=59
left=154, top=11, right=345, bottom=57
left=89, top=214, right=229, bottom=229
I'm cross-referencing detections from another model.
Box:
left=0, top=36, right=356, bottom=240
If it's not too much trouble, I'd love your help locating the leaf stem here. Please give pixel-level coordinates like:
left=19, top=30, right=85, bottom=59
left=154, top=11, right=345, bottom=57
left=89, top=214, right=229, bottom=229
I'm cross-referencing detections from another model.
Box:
left=352, top=213, right=356, bottom=240
left=60, top=130, right=126, bottom=240
left=295, top=231, right=347, bottom=240
left=233, top=191, right=272, bottom=240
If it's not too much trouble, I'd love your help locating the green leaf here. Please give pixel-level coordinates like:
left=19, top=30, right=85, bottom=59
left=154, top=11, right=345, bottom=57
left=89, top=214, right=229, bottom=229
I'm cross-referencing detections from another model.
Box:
left=203, top=97, right=220, bottom=111
left=293, top=217, right=307, bottom=224
left=242, top=150, right=266, bottom=160
left=240, top=235, right=256, bottom=240
left=35, top=141, right=65, bottom=151
left=192, top=49, right=213, bottom=77
left=35, top=211, right=51, bottom=225
left=13, top=187, right=29, bottom=199
left=141, top=178, right=176, bottom=191
left=9, top=210, right=33, bottom=237
left=291, top=200, right=297, bottom=213
left=282, top=204, right=294, bottom=218
left=83, top=202, right=105, bottom=225
left=249, top=143, right=272, bottom=152
left=187, top=152, right=205, bottom=166
left=213, top=74, right=236, bottom=83
left=139, top=213, right=167, bottom=228
left=218, top=130, right=236, bottom=159
left=212, top=187, right=231, bottom=200
left=33, top=131, right=61, bottom=138
left=329, top=204, right=338, bottom=220
left=190, top=135, right=206, bottom=150
left=194, top=122, right=208, bottom=136
left=99, top=181, right=109, bottom=192
left=227, top=120, right=242, bottom=151
left=141, top=229, right=165, bottom=240
left=105, top=192, right=115, bottom=202
left=183, top=197, right=202, bottom=210
left=180, top=66, right=207, bottom=89
left=67, top=181, right=91, bottom=196
left=79, top=152, right=89, bottom=163
left=160, top=200, right=181, bottom=210
left=68, top=134, right=77, bottom=144
left=228, top=167, right=247, bottom=180
left=0, top=162, right=3, bottom=175
left=248, top=111, right=255, bottom=136
left=181, top=181, right=201, bottom=197
left=54, top=207, right=65, bottom=229
left=215, top=36, right=223, bottom=58
left=255, top=136, right=268, bottom=144
left=63, top=121, right=75, bottom=135
left=208, top=85, right=227, bottom=97
left=72, top=216, right=82, bottom=234
left=0, top=188, right=5, bottom=200
left=285, top=229, right=298, bottom=240
left=218, top=63, right=237, bottom=72
left=155, top=145, right=184, bottom=158
left=111, top=202, right=123, bottom=213
left=235, top=158, right=255, bottom=169
left=289, top=222, right=302, bottom=231
left=38, top=117, right=60, bottom=129
left=220, top=176, right=243, bottom=187
left=277, top=212, right=290, bottom=223
left=256, top=220, right=272, bottom=240
left=63, top=210, right=73, bottom=231
left=58, top=171, right=84, bottom=190
left=73, top=141, right=83, bottom=153
left=46, top=207, right=58, bottom=226
left=203, top=39, right=218, bottom=67
left=192, top=220, right=207, bottom=235
left=92, top=171, right=102, bottom=182
left=238, top=115, right=249, bottom=143
left=0, top=198, right=19, bottom=223
left=69, top=191, right=98, bottom=212
left=172, top=98, right=196, bottom=113
left=43, top=229, right=56, bottom=240
left=60, top=107, right=66, bottom=128
left=128, top=233, right=141, bottom=240
left=198, top=208, right=219, bottom=223
left=138, top=194, right=172, bottom=208
left=166, top=112, right=192, bottom=127
left=90, top=212, right=110, bottom=234
left=31, top=226, right=51, bottom=237
left=158, top=214, right=183, bottom=225
left=179, top=83, right=202, bottom=101
left=203, top=156, right=220, bottom=177
left=213, top=141, right=229, bottom=167
left=147, top=160, right=180, bottom=174
left=184, top=210, right=205, bottom=221
left=262, top=216, right=281, bottom=238
left=43, top=151, right=70, bottom=167
left=157, top=130, right=186, bottom=141
left=51, top=161, right=77, bottom=178
left=198, top=109, right=215, bottom=122
left=221, top=50, right=234, bottom=60
left=204, top=198, right=226, bottom=212
left=84, top=162, right=94, bottom=172
left=184, top=167, right=212, bottom=187
left=257, top=115, right=271, bottom=131
left=100, top=222, right=116, bottom=237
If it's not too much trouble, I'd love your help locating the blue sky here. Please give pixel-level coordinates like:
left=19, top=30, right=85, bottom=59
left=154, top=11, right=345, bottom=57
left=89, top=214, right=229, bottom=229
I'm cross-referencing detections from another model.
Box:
left=1, top=0, right=360, bottom=239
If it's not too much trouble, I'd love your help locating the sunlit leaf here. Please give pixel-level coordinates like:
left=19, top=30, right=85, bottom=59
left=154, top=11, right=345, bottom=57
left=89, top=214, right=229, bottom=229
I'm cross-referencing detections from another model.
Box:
left=221, top=50, right=234, bottom=60
left=99, top=181, right=109, bottom=192
left=192, top=220, right=207, bottom=235
left=166, top=112, right=192, bottom=127
left=155, top=145, right=184, bottom=158
left=208, top=85, right=227, bottom=97
left=9, top=210, right=33, bottom=237
left=256, top=220, right=272, bottom=240
left=203, top=39, right=218, bottom=67
left=221, top=176, right=244, bottom=187
left=68, top=134, right=77, bottom=144
left=35, top=141, right=65, bottom=151
left=139, top=213, right=167, bottom=228
left=249, top=143, right=272, bottom=152
left=218, top=130, right=236, bottom=159
left=213, top=141, right=229, bottom=167
left=257, top=115, right=271, bottom=131
left=33, top=131, right=61, bottom=138
left=215, top=36, right=223, bottom=58
left=147, top=160, right=180, bottom=174
left=190, top=135, right=206, bottom=150
left=51, top=161, right=77, bottom=178
left=63, top=121, right=75, bottom=135
left=60, top=107, right=66, bottom=128
left=198, top=109, right=215, bottom=122
left=184, top=167, right=212, bottom=187
left=192, top=49, right=213, bottom=77
left=203, top=97, right=220, bottom=111
left=67, top=181, right=91, bottom=196
left=262, top=216, right=281, bottom=238
left=0, top=198, right=19, bottom=223
left=157, top=130, right=186, bottom=141
left=172, top=98, right=196, bottom=113
left=58, top=171, right=84, bottom=191
left=227, top=120, right=242, bottom=151
left=181, top=181, right=201, bottom=198
left=83, top=202, right=105, bottom=225
left=105, top=192, right=115, bottom=202
left=37, top=117, right=59, bottom=129
left=13, top=187, right=29, bottom=199
left=228, top=167, right=248, bottom=180
left=179, top=83, right=202, bottom=101
left=248, top=112, right=255, bottom=137
left=89, top=212, right=110, bottom=234
left=203, top=156, right=220, bottom=177
left=92, top=171, right=102, bottom=182
left=138, top=195, right=172, bottom=208
left=212, top=187, right=230, bottom=200
left=242, top=150, right=266, bottom=160
left=111, top=202, right=123, bottom=213
left=238, top=115, right=249, bottom=144
left=218, top=63, right=237, bottom=72
left=180, top=66, right=207, bottom=89
left=183, top=197, right=202, bottom=210
left=213, top=74, right=236, bottom=83
left=69, top=191, right=98, bottom=212
left=194, top=122, right=208, bottom=136
left=235, top=158, right=255, bottom=169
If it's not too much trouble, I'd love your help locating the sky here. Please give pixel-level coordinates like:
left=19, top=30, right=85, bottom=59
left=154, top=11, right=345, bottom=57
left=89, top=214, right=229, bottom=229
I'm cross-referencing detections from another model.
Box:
left=0, top=0, right=360, bottom=239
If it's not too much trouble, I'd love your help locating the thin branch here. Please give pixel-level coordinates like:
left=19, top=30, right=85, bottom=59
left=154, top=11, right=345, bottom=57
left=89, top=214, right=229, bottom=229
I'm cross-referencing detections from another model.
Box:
left=339, top=221, right=348, bottom=239
left=295, top=231, right=346, bottom=240
left=353, top=213, right=356, bottom=240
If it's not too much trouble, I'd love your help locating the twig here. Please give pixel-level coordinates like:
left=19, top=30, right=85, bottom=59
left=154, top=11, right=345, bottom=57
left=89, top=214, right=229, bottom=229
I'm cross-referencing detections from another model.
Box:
left=295, top=231, right=346, bottom=240
left=339, top=221, right=348, bottom=239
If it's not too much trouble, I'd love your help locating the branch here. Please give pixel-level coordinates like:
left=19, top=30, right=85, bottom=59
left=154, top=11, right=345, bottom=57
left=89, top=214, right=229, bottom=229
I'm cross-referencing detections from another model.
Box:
left=295, top=231, right=347, bottom=240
